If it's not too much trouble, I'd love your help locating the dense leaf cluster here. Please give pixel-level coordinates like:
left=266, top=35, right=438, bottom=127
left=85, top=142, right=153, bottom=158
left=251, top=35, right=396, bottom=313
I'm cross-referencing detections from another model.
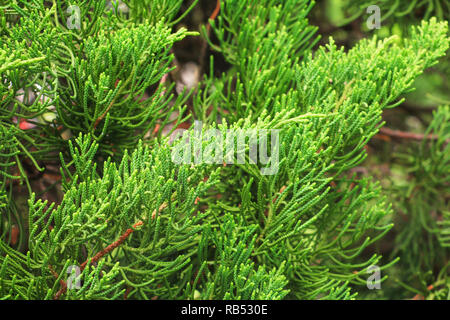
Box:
left=0, top=0, right=449, bottom=300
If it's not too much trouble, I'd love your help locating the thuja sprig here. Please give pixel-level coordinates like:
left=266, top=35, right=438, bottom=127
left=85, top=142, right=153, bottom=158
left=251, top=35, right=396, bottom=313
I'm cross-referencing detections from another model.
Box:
left=56, top=21, right=197, bottom=158
left=387, top=106, right=450, bottom=288
left=3, top=133, right=221, bottom=299
left=197, top=0, right=449, bottom=298
left=0, top=0, right=449, bottom=300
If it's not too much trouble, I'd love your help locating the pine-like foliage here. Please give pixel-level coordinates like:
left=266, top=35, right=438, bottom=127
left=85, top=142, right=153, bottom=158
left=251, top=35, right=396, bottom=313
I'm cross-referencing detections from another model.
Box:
left=331, top=0, right=450, bottom=299
left=383, top=106, right=450, bottom=298
left=0, top=0, right=449, bottom=300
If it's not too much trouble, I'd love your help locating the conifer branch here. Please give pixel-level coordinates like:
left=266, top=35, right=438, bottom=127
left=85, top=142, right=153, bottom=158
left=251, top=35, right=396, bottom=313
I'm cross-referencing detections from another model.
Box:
left=1, top=0, right=449, bottom=301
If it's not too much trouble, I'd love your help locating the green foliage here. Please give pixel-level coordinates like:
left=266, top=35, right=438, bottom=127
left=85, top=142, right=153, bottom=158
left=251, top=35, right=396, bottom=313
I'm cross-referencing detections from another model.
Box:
left=1, top=133, right=222, bottom=299
left=57, top=21, right=193, bottom=157
left=0, top=124, right=19, bottom=180
left=189, top=214, right=290, bottom=300
left=0, top=123, right=42, bottom=252
left=0, top=0, right=449, bottom=300
left=388, top=106, right=450, bottom=291
left=198, top=0, right=319, bottom=122
left=328, top=0, right=450, bottom=299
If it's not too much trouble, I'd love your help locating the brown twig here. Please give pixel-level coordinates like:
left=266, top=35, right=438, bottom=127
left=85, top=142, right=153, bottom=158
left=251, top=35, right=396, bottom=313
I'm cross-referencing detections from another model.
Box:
left=123, top=286, right=132, bottom=300
left=378, top=127, right=440, bottom=141
left=49, top=265, right=67, bottom=300
left=53, top=220, right=144, bottom=299
left=80, top=221, right=144, bottom=271
left=92, top=93, right=119, bottom=131
left=51, top=195, right=175, bottom=298
left=412, top=284, right=434, bottom=300
left=206, top=0, right=221, bottom=33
